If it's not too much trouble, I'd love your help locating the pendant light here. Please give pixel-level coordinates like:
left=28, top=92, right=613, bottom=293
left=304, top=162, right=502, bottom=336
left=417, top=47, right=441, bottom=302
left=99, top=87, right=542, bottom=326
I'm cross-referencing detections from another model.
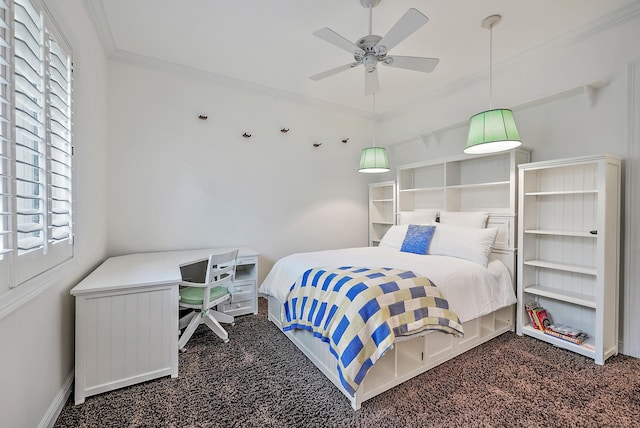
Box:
left=465, top=15, right=521, bottom=155
left=359, top=92, right=390, bottom=173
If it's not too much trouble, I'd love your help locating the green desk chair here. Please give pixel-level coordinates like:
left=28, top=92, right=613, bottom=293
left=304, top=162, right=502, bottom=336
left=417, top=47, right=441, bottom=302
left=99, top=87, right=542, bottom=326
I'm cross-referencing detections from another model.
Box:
left=178, top=249, right=238, bottom=350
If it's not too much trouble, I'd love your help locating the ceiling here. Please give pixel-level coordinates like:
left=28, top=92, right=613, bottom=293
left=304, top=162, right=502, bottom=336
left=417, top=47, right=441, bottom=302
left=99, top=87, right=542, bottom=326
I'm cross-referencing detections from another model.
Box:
left=88, top=0, right=639, bottom=114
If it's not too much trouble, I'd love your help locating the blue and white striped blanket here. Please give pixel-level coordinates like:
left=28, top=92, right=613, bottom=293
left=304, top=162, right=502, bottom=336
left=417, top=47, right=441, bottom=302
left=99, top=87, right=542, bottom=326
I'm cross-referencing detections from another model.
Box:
left=282, top=266, right=463, bottom=395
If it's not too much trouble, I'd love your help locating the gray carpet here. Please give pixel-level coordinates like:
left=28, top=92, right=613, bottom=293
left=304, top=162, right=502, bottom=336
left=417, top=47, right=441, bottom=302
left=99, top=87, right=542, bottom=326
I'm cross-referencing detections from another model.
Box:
left=55, top=299, right=640, bottom=427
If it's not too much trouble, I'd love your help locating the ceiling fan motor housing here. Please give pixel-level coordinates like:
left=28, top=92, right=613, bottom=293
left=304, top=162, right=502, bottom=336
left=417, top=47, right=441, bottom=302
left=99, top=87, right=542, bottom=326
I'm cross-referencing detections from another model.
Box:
left=357, top=35, right=383, bottom=53
left=356, top=35, right=386, bottom=72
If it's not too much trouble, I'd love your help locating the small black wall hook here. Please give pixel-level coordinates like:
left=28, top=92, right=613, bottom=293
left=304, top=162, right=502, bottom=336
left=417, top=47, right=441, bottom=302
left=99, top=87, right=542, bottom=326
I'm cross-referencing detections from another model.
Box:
left=280, top=128, right=290, bottom=133
left=242, top=132, right=252, bottom=138
left=342, top=137, right=349, bottom=143
left=198, top=114, right=208, bottom=120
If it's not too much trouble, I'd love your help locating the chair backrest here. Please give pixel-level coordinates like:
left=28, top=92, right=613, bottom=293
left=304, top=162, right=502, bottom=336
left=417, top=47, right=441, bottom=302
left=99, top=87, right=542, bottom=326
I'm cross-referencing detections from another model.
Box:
left=179, top=249, right=239, bottom=310
left=179, top=249, right=239, bottom=286
left=205, top=249, right=238, bottom=286
left=179, top=257, right=209, bottom=284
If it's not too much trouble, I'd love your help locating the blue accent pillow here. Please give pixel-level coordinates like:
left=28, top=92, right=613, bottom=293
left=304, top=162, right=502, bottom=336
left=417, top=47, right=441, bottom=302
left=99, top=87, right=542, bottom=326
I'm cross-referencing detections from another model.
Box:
left=400, top=224, right=436, bottom=255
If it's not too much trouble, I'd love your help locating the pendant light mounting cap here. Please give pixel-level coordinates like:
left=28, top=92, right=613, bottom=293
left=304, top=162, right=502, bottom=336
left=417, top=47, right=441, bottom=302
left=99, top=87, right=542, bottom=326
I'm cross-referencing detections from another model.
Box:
left=360, top=0, right=381, bottom=8
left=481, top=15, right=502, bottom=29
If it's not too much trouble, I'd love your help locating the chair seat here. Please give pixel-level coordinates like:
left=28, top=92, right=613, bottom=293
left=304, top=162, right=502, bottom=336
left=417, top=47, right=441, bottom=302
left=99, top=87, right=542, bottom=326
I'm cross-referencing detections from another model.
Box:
left=179, top=285, right=229, bottom=306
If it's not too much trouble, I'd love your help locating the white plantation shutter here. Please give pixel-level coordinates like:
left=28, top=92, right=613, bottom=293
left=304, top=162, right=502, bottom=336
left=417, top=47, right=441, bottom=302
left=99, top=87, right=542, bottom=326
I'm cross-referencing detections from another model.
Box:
left=47, top=35, right=72, bottom=246
left=0, top=0, right=72, bottom=294
left=0, top=0, right=12, bottom=289
left=14, top=0, right=45, bottom=257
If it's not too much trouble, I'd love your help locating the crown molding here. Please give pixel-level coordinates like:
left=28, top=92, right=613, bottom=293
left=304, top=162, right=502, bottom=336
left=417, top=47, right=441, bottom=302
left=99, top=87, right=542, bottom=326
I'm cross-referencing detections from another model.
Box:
left=109, top=48, right=375, bottom=120
left=82, top=0, right=116, bottom=56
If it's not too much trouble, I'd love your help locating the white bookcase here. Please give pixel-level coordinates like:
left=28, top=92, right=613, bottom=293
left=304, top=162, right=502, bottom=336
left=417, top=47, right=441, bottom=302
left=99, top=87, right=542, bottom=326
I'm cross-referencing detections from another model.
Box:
left=516, top=154, right=621, bottom=364
left=368, top=181, right=396, bottom=246
left=396, top=148, right=530, bottom=254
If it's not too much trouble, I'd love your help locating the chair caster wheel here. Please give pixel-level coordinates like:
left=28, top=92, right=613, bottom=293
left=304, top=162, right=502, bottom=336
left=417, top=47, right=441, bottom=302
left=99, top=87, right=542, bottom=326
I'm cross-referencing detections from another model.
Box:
left=223, top=339, right=230, bottom=344
left=179, top=347, right=186, bottom=353
left=231, top=322, right=236, bottom=326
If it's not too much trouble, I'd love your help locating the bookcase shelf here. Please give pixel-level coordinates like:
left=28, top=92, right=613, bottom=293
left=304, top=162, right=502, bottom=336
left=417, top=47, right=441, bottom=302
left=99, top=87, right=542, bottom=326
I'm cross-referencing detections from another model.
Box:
left=523, top=259, right=597, bottom=276
left=524, top=229, right=596, bottom=237
left=368, top=181, right=396, bottom=247
left=447, top=180, right=510, bottom=189
left=524, top=190, right=598, bottom=196
left=517, top=154, right=621, bottom=365
left=522, top=325, right=598, bottom=360
left=523, top=285, right=596, bottom=308
left=399, top=186, right=444, bottom=193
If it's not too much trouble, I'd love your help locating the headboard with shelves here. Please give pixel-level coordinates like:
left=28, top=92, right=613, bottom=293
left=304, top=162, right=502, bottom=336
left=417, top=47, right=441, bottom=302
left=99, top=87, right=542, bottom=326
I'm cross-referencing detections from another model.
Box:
left=396, top=148, right=531, bottom=279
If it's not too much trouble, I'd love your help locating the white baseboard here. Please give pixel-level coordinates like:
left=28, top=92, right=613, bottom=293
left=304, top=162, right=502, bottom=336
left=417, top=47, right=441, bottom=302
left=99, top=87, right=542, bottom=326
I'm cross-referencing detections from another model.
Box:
left=39, top=369, right=74, bottom=428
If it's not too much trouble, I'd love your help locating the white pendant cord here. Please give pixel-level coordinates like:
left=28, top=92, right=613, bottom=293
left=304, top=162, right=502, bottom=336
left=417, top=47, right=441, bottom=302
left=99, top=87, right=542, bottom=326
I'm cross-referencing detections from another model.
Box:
left=372, top=92, right=377, bottom=147
left=369, top=5, right=373, bottom=35
left=489, top=23, right=493, bottom=110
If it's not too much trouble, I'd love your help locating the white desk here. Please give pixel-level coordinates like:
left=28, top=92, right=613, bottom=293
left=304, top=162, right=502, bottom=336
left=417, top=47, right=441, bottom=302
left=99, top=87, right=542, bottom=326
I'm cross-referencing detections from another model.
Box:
left=70, top=247, right=259, bottom=404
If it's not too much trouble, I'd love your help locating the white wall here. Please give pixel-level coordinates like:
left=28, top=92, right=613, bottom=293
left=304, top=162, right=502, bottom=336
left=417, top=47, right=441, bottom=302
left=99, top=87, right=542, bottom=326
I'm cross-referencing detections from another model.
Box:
left=107, top=61, right=377, bottom=279
left=379, top=11, right=640, bottom=354
left=0, top=1, right=109, bottom=427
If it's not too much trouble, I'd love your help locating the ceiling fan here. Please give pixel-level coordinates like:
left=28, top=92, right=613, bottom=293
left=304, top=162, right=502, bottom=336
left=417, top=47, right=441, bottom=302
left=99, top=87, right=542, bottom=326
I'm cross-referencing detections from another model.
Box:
left=310, top=0, right=439, bottom=95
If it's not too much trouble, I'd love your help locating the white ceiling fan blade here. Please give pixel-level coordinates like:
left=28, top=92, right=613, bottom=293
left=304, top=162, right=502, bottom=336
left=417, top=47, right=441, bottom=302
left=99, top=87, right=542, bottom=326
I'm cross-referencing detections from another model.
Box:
left=382, top=55, right=439, bottom=73
left=376, top=8, right=428, bottom=54
left=309, top=63, right=359, bottom=81
left=313, top=27, right=365, bottom=56
left=364, top=68, right=379, bottom=96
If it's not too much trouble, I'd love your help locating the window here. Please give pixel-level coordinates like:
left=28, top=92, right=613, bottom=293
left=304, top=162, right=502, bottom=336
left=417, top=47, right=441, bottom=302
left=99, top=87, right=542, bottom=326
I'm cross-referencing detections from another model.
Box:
left=0, top=0, right=73, bottom=300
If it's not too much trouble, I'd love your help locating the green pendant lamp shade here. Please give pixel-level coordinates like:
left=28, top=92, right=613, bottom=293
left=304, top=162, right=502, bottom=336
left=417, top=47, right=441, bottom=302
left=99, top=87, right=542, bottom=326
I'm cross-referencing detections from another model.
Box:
left=359, top=147, right=389, bottom=173
left=464, top=108, right=522, bottom=154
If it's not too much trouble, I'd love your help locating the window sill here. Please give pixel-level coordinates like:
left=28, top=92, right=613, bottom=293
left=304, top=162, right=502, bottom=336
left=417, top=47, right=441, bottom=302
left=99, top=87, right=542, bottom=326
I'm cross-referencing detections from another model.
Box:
left=0, top=257, right=74, bottom=321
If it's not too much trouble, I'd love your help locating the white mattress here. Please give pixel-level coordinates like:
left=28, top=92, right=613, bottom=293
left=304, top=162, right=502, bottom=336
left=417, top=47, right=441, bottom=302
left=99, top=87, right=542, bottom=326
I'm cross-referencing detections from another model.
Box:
left=259, top=246, right=516, bottom=323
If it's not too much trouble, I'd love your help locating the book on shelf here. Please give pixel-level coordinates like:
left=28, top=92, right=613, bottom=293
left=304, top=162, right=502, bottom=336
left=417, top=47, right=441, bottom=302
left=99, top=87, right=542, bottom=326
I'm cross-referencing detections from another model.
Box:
left=525, top=301, right=552, bottom=330
left=544, top=324, right=589, bottom=345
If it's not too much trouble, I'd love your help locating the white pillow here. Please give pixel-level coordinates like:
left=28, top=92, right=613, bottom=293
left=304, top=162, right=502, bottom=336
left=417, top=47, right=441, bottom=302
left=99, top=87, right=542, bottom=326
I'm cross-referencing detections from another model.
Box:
left=428, top=223, right=498, bottom=266
left=439, top=211, right=489, bottom=228
left=398, top=210, right=438, bottom=225
left=378, top=225, right=409, bottom=250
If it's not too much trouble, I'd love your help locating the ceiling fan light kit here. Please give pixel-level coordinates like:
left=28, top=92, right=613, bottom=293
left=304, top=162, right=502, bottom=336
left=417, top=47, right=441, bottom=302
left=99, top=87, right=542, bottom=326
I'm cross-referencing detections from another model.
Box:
left=465, top=14, right=522, bottom=155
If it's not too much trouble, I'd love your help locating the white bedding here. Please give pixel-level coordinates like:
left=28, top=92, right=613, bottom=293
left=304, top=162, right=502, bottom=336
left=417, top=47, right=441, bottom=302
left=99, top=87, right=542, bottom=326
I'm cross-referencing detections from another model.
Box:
left=259, top=246, right=516, bottom=323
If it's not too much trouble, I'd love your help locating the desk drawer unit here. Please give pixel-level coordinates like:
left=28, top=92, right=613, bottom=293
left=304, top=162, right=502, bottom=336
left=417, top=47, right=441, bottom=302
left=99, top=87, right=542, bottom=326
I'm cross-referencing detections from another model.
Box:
left=229, top=280, right=254, bottom=303
left=220, top=299, right=256, bottom=317
left=220, top=255, right=258, bottom=316
left=221, top=280, right=256, bottom=316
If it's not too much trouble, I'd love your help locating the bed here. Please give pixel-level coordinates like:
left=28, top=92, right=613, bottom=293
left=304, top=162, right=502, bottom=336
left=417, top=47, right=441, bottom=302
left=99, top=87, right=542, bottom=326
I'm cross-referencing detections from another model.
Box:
left=259, top=211, right=517, bottom=410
